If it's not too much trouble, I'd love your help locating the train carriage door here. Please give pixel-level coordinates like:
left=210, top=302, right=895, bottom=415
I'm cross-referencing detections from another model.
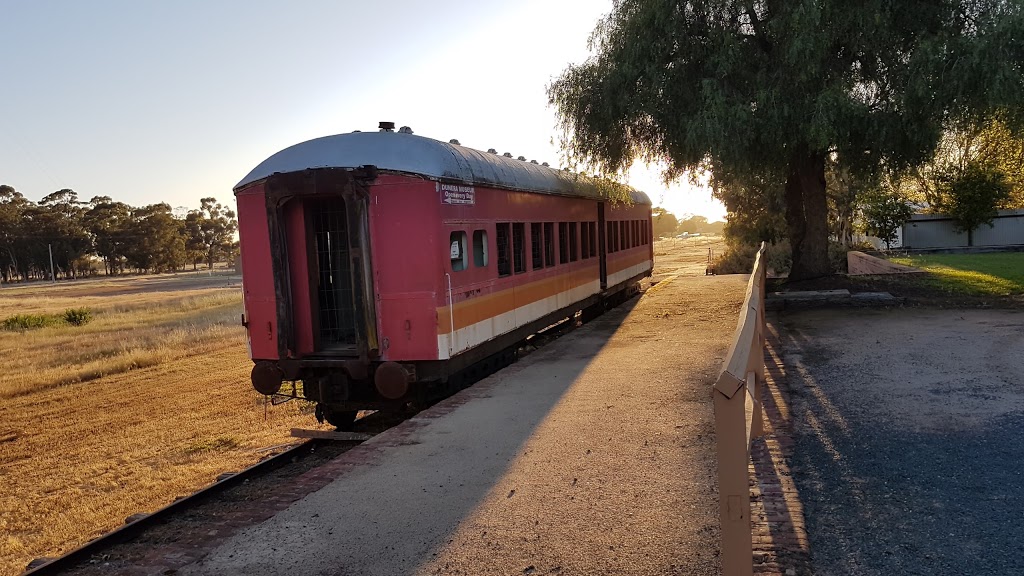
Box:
left=307, top=191, right=379, bottom=357
left=597, top=202, right=607, bottom=289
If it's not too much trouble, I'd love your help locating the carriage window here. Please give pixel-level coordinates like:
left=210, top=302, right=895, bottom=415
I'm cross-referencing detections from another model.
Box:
left=635, top=220, right=640, bottom=246
left=558, top=222, right=569, bottom=264
left=580, top=222, right=590, bottom=260
left=473, top=230, right=488, bottom=267
left=569, top=222, right=579, bottom=262
left=607, top=221, right=615, bottom=253
left=589, top=221, right=598, bottom=257
left=513, top=223, right=526, bottom=274
left=620, top=221, right=628, bottom=249
left=496, top=223, right=511, bottom=277
left=544, top=222, right=555, bottom=267
left=450, top=231, right=468, bottom=271
left=531, top=223, right=543, bottom=270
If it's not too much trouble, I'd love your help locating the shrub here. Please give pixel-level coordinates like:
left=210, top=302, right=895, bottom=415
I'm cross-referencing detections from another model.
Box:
left=713, top=240, right=854, bottom=276
left=2, top=314, right=63, bottom=330
left=63, top=308, right=93, bottom=326
left=1, top=309, right=94, bottom=330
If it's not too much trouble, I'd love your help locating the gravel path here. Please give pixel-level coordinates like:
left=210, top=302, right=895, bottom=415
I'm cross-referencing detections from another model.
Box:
left=779, top=308, right=1024, bottom=575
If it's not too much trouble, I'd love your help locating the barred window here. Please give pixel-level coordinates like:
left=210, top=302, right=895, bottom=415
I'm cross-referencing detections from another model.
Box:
left=580, top=222, right=590, bottom=260
left=496, top=223, right=511, bottom=277
left=513, top=223, right=526, bottom=274
left=531, top=223, right=543, bottom=269
left=544, top=222, right=555, bottom=266
left=569, top=222, right=579, bottom=262
left=558, top=222, right=569, bottom=264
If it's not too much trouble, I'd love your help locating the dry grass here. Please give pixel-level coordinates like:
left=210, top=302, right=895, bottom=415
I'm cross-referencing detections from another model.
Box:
left=0, top=273, right=327, bottom=575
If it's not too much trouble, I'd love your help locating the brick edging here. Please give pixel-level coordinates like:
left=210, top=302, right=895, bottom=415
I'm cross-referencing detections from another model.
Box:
left=748, top=320, right=813, bottom=575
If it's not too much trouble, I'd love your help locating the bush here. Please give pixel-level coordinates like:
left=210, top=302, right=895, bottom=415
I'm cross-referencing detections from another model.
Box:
left=713, top=240, right=854, bottom=276
left=712, top=241, right=793, bottom=275
left=2, top=313, right=63, bottom=330
left=1, top=308, right=94, bottom=330
left=64, top=308, right=93, bottom=326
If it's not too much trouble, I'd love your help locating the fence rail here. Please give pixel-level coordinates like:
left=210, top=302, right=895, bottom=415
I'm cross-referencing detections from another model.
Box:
left=713, top=241, right=767, bottom=576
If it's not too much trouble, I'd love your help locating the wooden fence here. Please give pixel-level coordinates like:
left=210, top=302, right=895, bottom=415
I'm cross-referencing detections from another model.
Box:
left=713, top=241, right=767, bottom=576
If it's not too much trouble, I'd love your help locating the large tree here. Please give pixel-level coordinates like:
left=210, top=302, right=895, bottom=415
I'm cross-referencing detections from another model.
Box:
left=549, top=0, right=1024, bottom=279
left=651, top=206, right=680, bottom=237
left=84, top=196, right=133, bottom=275
left=0, top=185, right=29, bottom=282
left=185, top=198, right=238, bottom=270
left=124, top=204, right=186, bottom=273
left=938, top=162, right=1011, bottom=245
left=37, top=189, right=91, bottom=279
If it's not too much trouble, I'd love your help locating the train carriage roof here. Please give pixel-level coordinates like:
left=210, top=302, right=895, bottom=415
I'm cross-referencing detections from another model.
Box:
left=235, top=131, right=651, bottom=205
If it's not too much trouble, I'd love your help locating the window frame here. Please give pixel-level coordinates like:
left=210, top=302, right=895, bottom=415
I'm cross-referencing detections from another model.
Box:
left=473, top=229, right=488, bottom=267
left=449, top=231, right=468, bottom=272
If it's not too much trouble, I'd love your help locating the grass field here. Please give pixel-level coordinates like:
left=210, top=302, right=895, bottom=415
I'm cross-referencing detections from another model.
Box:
left=889, top=252, right=1024, bottom=296
left=0, top=273, right=327, bottom=576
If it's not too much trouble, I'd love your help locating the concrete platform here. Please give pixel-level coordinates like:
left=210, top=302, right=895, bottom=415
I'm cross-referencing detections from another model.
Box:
left=181, top=274, right=747, bottom=576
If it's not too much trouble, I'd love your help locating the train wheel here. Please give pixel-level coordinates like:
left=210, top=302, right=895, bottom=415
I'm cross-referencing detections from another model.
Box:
left=316, top=404, right=358, bottom=431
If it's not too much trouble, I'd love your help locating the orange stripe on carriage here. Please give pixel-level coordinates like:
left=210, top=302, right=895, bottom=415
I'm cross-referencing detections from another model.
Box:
left=436, top=251, right=651, bottom=335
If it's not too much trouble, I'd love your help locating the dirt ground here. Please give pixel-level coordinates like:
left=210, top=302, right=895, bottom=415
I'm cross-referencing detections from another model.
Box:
left=652, top=236, right=725, bottom=278
left=779, top=307, right=1024, bottom=575
left=0, top=274, right=326, bottom=576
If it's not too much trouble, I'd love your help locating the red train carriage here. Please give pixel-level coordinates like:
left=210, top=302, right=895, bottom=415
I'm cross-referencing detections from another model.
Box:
left=235, top=123, right=653, bottom=427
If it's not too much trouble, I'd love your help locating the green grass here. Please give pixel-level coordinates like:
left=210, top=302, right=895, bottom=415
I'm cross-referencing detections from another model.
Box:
left=889, top=252, right=1024, bottom=296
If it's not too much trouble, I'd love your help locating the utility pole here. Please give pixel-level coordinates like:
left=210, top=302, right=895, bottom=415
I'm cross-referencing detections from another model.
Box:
left=48, top=243, right=56, bottom=283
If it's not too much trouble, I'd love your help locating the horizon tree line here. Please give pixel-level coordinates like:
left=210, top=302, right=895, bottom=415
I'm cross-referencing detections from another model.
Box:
left=0, top=185, right=238, bottom=283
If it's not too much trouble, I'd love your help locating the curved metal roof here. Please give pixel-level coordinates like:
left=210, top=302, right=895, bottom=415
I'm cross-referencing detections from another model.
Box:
left=235, top=131, right=651, bottom=205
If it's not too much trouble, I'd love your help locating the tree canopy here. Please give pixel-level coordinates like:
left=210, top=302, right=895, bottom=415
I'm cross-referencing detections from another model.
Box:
left=549, top=0, right=1024, bottom=278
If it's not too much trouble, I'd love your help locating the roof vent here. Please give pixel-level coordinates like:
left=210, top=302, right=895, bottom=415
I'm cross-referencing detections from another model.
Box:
left=503, top=152, right=512, bottom=157
left=530, top=160, right=538, bottom=164
left=379, top=121, right=395, bottom=132
left=449, top=139, right=461, bottom=145
left=542, top=162, right=549, bottom=167
left=353, top=130, right=361, bottom=133
left=487, top=148, right=497, bottom=154
left=399, top=126, right=413, bottom=134
left=517, top=156, right=526, bottom=161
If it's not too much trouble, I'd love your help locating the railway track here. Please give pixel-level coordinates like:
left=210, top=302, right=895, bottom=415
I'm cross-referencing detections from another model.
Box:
left=23, top=437, right=342, bottom=576
left=21, top=298, right=616, bottom=576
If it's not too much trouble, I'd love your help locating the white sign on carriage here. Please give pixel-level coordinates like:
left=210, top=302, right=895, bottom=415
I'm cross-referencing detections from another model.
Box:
left=440, top=184, right=475, bottom=205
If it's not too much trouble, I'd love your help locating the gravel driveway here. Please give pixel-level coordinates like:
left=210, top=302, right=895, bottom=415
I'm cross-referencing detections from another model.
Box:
left=779, top=308, right=1024, bottom=575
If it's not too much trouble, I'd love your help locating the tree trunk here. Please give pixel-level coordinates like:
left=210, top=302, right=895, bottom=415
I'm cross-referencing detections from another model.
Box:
left=785, top=151, right=831, bottom=281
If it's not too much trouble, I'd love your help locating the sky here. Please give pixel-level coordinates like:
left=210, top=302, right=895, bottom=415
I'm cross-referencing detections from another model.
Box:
left=0, top=0, right=726, bottom=221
